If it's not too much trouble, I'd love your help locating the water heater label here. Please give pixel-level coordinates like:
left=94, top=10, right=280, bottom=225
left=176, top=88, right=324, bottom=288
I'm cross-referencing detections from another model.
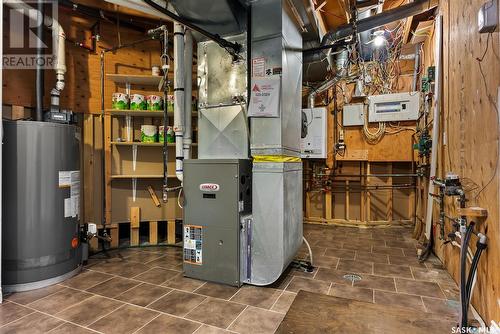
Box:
left=199, top=183, right=220, bottom=192
left=184, top=225, right=203, bottom=265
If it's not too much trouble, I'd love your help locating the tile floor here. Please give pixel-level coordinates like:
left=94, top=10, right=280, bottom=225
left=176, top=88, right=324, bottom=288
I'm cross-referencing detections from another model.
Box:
left=1, top=224, right=461, bottom=334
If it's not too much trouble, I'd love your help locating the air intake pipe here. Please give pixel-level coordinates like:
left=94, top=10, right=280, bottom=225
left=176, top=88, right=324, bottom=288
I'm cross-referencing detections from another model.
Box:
left=6, top=1, right=67, bottom=110
left=173, top=23, right=185, bottom=182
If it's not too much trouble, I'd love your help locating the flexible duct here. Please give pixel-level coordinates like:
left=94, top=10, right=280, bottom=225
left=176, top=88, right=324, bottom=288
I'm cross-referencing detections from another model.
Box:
left=174, top=23, right=185, bottom=182
left=183, top=29, right=193, bottom=160
left=6, top=1, right=66, bottom=109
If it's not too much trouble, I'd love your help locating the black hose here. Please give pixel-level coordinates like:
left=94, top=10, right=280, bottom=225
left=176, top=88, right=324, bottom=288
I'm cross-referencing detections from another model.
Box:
left=142, top=0, right=241, bottom=57
left=35, top=0, right=45, bottom=121
left=464, top=239, right=487, bottom=328
left=460, top=223, right=475, bottom=328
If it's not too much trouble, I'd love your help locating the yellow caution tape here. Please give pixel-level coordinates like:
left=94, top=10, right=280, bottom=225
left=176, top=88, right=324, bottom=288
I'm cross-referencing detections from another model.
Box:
left=252, top=155, right=302, bottom=163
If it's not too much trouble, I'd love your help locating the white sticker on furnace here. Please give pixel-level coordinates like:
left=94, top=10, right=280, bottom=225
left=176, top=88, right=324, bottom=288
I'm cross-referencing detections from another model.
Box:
left=183, top=225, right=203, bottom=265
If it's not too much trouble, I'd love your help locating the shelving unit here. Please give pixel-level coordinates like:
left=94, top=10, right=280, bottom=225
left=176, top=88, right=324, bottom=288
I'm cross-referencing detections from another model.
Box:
left=104, top=73, right=197, bottom=248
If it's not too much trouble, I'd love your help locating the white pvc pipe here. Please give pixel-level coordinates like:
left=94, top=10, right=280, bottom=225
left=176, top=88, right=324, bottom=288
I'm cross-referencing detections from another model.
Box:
left=6, top=1, right=66, bottom=93
left=424, top=15, right=442, bottom=239
left=173, top=23, right=185, bottom=182
left=183, top=29, right=193, bottom=160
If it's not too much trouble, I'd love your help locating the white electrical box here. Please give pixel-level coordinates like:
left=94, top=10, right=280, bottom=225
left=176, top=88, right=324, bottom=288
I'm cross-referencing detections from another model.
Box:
left=343, top=103, right=365, bottom=126
left=478, top=0, right=498, bottom=33
left=368, top=92, right=420, bottom=122
left=301, top=107, right=327, bottom=159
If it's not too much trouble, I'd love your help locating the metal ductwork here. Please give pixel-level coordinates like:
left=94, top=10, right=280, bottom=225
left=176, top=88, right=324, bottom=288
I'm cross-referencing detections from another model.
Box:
left=304, top=0, right=436, bottom=64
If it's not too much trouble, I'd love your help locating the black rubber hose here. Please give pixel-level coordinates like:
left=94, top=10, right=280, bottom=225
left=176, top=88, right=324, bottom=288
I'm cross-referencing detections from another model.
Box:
left=464, top=239, right=487, bottom=324
left=460, top=223, right=474, bottom=328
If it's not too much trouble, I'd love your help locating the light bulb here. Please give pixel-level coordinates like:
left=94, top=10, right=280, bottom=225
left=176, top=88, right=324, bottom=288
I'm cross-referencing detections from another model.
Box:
left=373, top=34, right=386, bottom=47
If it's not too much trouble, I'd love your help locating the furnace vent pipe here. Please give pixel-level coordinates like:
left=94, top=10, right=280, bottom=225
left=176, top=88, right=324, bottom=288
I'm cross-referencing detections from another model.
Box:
left=183, top=29, right=193, bottom=160
left=174, top=23, right=185, bottom=182
left=6, top=1, right=67, bottom=107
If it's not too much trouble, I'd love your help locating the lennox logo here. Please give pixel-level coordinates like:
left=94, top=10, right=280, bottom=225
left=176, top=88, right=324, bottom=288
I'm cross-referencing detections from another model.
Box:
left=199, top=183, right=220, bottom=192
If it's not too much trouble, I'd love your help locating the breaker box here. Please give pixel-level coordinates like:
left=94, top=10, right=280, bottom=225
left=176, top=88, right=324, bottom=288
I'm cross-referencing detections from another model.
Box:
left=368, top=92, right=420, bottom=122
left=300, top=107, right=327, bottom=159
left=183, top=159, right=251, bottom=286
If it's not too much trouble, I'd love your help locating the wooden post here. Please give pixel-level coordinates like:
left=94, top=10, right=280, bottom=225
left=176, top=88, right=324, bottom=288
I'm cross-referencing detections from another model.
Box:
left=83, top=115, right=94, bottom=226
left=104, top=114, right=112, bottom=226
left=366, top=162, right=371, bottom=222
left=167, top=220, right=176, bottom=244
left=110, top=225, right=119, bottom=249
left=360, top=162, right=366, bottom=222
left=305, top=191, right=311, bottom=219
left=149, top=221, right=158, bottom=245
left=325, top=191, right=332, bottom=220
left=345, top=180, right=350, bottom=221
left=387, top=163, right=393, bottom=222
left=130, top=207, right=140, bottom=246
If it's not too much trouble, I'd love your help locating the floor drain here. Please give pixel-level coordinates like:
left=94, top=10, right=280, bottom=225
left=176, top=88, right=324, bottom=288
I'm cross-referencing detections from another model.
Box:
left=342, top=274, right=362, bottom=283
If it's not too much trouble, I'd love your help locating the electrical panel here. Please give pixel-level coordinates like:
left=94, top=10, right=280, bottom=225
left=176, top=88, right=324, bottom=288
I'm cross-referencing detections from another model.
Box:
left=301, top=107, right=326, bottom=159
left=368, top=92, right=420, bottom=122
left=343, top=103, right=365, bottom=126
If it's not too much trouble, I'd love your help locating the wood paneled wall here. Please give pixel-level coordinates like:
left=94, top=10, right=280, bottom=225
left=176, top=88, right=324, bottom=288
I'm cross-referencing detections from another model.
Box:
left=3, top=11, right=162, bottom=113
left=430, top=0, right=500, bottom=323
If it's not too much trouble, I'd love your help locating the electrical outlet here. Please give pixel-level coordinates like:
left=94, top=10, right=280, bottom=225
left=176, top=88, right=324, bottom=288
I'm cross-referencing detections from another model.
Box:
left=478, top=0, right=498, bottom=33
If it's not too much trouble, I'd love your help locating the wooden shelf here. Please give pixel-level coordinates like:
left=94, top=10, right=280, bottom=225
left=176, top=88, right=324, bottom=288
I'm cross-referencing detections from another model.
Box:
left=111, top=174, right=178, bottom=179
left=106, top=109, right=198, bottom=117
left=111, top=141, right=198, bottom=147
left=106, top=74, right=163, bottom=88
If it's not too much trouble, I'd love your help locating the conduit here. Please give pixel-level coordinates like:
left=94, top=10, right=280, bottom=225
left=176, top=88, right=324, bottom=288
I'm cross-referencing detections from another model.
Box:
left=183, top=29, right=193, bottom=160
left=173, top=23, right=185, bottom=182
left=424, top=15, right=442, bottom=239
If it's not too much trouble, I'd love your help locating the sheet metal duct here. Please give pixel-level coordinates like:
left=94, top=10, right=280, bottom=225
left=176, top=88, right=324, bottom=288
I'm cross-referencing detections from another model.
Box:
left=248, top=0, right=303, bottom=285
left=169, top=0, right=247, bottom=37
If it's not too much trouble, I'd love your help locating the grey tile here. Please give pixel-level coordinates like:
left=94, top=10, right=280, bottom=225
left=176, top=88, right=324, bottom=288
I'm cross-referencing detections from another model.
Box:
left=373, top=263, right=413, bottom=279
left=86, top=276, right=139, bottom=298
left=355, top=251, right=389, bottom=264
left=148, top=290, right=206, bottom=316
left=4, top=284, right=65, bottom=305
left=0, top=311, right=63, bottom=334
left=230, top=286, right=281, bottom=309
left=313, top=268, right=353, bottom=286
left=132, top=267, right=179, bottom=285
left=185, top=298, right=246, bottom=328
left=270, top=292, right=296, bottom=314
left=374, top=290, right=425, bottom=311
left=49, top=323, right=96, bottom=334
left=136, top=314, right=201, bottom=334
left=324, top=249, right=356, bottom=260
left=371, top=246, right=405, bottom=256
left=194, top=325, right=233, bottom=333
left=28, top=288, right=93, bottom=315
left=352, top=274, right=396, bottom=291
left=88, top=304, right=159, bottom=334
left=312, top=255, right=340, bottom=269
left=285, top=277, right=330, bottom=294
left=337, top=259, right=374, bottom=274
left=60, top=270, right=113, bottom=290
left=115, top=283, right=171, bottom=307
left=228, top=306, right=284, bottom=334
left=395, top=278, right=446, bottom=298
left=163, top=274, right=205, bottom=292
left=194, top=282, right=239, bottom=300
left=422, top=297, right=460, bottom=316
left=56, top=295, right=123, bottom=326
left=0, top=302, right=34, bottom=326
left=329, top=284, right=374, bottom=303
